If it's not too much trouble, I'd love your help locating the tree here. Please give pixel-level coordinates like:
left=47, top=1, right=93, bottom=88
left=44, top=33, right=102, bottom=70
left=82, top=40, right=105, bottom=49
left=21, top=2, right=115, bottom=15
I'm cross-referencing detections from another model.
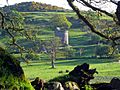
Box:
left=63, top=46, right=76, bottom=59
left=0, top=10, right=25, bottom=51
left=95, top=45, right=110, bottom=58
left=67, top=0, right=120, bottom=53
left=42, top=37, right=61, bottom=68
left=0, top=10, right=34, bottom=89
left=50, top=14, right=72, bottom=29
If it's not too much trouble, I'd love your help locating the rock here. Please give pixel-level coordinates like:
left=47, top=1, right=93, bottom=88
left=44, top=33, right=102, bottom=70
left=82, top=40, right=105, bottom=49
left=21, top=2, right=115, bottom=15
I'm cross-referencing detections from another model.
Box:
left=97, top=85, right=112, bottom=90
left=110, top=77, right=120, bottom=89
left=0, top=47, right=25, bottom=79
left=59, top=71, right=63, bottom=73
left=45, top=82, right=64, bottom=90
left=0, top=85, right=4, bottom=89
left=69, top=63, right=98, bottom=87
left=31, top=77, right=44, bottom=90
left=0, top=47, right=33, bottom=90
left=66, top=70, right=69, bottom=73
left=69, top=63, right=89, bottom=76
left=63, top=81, right=80, bottom=90
left=49, top=63, right=97, bottom=89
left=92, top=83, right=112, bottom=90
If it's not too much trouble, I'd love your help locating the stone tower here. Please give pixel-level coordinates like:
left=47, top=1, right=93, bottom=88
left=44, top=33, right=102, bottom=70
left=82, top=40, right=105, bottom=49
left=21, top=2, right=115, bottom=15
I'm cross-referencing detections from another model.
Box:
left=55, top=27, right=69, bottom=46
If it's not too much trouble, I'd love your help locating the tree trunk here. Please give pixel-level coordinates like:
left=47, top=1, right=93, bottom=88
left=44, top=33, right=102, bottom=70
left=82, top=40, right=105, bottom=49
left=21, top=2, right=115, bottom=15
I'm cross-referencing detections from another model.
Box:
left=51, top=59, right=55, bottom=68
left=51, top=49, right=56, bottom=68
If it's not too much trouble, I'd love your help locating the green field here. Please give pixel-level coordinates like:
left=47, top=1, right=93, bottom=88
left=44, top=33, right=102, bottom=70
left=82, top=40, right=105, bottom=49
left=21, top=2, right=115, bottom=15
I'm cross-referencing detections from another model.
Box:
left=21, top=58, right=120, bottom=83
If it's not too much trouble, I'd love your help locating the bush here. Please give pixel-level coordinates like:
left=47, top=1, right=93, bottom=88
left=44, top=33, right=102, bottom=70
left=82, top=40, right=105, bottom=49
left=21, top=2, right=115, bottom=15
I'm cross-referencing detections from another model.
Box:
left=95, top=45, right=110, bottom=58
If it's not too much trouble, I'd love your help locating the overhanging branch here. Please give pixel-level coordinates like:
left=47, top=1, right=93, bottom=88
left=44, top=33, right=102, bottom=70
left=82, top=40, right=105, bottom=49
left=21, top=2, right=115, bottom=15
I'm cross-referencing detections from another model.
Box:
left=110, top=0, right=118, bottom=5
left=67, top=0, right=120, bottom=46
left=67, top=0, right=110, bottom=40
left=76, top=0, right=114, bottom=18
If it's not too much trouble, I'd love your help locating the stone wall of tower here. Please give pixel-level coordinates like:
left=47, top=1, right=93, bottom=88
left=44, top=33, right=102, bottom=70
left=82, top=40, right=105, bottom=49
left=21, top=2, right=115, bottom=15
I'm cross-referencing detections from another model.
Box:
left=55, top=27, right=69, bottom=45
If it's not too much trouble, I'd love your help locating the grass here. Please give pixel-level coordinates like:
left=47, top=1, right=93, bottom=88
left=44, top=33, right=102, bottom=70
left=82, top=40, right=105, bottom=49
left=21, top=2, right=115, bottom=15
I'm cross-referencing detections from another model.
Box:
left=21, top=58, right=120, bottom=83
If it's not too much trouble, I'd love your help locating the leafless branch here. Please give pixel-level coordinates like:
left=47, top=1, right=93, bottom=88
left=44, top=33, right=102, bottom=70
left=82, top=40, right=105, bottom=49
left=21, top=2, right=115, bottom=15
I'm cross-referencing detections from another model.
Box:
left=110, top=0, right=118, bottom=5
left=76, top=0, right=114, bottom=18
left=0, top=12, right=5, bottom=29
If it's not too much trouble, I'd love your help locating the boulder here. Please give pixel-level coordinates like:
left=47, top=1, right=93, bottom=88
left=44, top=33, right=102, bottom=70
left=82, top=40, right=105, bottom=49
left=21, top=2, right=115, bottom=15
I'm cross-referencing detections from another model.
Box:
left=31, top=77, right=44, bottom=90
left=45, top=82, right=64, bottom=90
left=69, top=63, right=98, bottom=87
left=110, top=77, right=120, bottom=89
left=0, top=47, right=25, bottom=79
left=0, top=47, right=34, bottom=90
left=49, top=63, right=98, bottom=89
left=91, top=83, right=111, bottom=90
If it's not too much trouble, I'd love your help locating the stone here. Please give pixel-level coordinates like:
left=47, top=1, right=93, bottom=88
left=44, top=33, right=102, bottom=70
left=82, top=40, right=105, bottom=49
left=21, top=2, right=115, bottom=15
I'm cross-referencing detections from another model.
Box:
left=69, top=63, right=98, bottom=87
left=66, top=70, right=69, bottom=73
left=63, top=81, right=80, bottom=90
left=55, top=27, right=69, bottom=45
left=110, top=77, right=120, bottom=89
left=59, top=71, right=64, bottom=73
left=0, top=47, right=33, bottom=90
left=31, top=77, right=44, bottom=90
left=48, top=63, right=97, bottom=89
left=45, top=82, right=64, bottom=90
left=0, top=47, right=25, bottom=79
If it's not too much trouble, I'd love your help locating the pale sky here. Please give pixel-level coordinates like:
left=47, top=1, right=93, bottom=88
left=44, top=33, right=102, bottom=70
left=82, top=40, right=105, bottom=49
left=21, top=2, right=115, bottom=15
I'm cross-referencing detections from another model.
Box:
left=0, top=0, right=118, bottom=12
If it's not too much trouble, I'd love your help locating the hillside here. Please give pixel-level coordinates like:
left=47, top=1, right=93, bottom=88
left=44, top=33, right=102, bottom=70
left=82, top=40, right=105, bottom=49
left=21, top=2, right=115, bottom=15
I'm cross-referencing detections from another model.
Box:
left=0, top=11, right=113, bottom=60
left=3, top=1, right=65, bottom=12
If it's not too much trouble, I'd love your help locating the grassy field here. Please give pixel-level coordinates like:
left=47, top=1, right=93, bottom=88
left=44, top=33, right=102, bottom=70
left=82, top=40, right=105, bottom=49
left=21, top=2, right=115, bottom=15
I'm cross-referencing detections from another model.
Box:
left=21, top=58, right=120, bottom=83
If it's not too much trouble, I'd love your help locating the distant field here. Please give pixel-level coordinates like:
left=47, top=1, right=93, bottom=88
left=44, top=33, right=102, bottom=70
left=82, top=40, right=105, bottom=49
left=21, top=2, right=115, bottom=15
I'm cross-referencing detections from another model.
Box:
left=21, top=59, right=120, bottom=83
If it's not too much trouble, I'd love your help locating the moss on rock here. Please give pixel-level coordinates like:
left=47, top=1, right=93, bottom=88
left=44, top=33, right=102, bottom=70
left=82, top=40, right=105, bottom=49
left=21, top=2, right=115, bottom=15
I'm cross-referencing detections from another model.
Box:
left=0, top=47, right=34, bottom=90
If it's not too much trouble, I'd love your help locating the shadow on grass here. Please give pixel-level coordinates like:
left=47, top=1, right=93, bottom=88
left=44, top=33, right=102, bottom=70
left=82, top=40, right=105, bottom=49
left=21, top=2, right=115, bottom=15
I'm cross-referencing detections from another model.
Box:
left=22, top=58, right=115, bottom=67
left=55, top=58, right=114, bottom=66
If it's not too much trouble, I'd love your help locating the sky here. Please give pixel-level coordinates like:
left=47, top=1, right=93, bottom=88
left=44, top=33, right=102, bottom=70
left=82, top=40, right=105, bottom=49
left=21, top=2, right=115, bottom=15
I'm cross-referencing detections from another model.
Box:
left=0, top=0, right=118, bottom=12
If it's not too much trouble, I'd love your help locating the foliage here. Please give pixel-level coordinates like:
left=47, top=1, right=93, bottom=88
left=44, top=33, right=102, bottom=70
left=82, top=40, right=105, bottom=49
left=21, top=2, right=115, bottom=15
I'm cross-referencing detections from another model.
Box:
left=3, top=1, right=64, bottom=12
left=90, top=33, right=101, bottom=44
left=95, top=45, right=110, bottom=57
left=25, top=53, right=40, bottom=61
left=0, top=10, right=26, bottom=53
left=84, top=85, right=94, bottom=90
left=63, top=46, right=76, bottom=59
left=50, top=14, right=72, bottom=29
left=0, top=75, right=34, bottom=90
left=4, top=10, right=24, bottom=29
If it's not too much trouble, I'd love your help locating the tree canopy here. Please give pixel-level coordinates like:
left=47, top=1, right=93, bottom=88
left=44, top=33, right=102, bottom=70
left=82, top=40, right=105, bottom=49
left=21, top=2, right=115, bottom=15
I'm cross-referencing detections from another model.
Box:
left=50, top=14, right=72, bottom=29
left=3, top=1, right=64, bottom=12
